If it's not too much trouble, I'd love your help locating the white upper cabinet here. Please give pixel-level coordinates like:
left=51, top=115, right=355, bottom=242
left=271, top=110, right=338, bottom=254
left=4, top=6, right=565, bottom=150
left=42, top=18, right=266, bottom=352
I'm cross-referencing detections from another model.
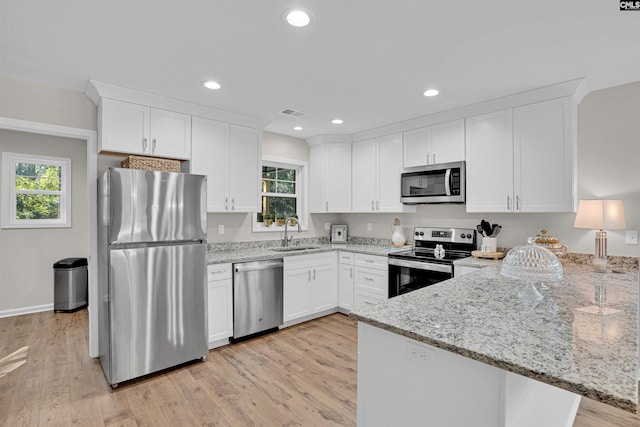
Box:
left=309, top=142, right=352, bottom=213
left=99, top=98, right=191, bottom=159
left=191, top=116, right=261, bottom=213
left=353, top=133, right=416, bottom=213
left=465, top=97, right=575, bottom=213
left=403, top=119, right=465, bottom=168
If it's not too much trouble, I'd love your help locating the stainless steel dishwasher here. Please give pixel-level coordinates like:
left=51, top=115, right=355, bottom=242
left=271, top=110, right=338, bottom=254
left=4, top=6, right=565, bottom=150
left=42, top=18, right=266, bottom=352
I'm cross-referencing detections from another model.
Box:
left=233, top=259, right=284, bottom=339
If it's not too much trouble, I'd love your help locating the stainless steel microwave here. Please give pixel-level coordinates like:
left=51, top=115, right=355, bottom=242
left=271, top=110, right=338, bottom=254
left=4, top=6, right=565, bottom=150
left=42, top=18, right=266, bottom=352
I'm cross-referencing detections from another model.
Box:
left=400, top=161, right=465, bottom=204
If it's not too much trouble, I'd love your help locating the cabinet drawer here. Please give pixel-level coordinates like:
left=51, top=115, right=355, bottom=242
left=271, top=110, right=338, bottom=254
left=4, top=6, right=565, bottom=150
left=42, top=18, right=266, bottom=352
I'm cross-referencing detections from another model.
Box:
left=207, top=263, right=232, bottom=281
left=284, top=252, right=336, bottom=270
left=354, top=289, right=386, bottom=311
left=355, top=253, right=387, bottom=270
left=355, top=267, right=388, bottom=296
left=338, top=251, right=354, bottom=264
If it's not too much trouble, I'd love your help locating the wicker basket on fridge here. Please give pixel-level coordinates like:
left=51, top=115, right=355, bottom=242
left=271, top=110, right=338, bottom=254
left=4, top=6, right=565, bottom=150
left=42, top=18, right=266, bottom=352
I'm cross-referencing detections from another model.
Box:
left=120, top=155, right=181, bottom=173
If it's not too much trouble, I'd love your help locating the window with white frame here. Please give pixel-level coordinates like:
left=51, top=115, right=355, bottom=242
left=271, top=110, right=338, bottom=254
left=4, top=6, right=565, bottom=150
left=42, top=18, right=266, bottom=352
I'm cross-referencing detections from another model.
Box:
left=254, top=158, right=307, bottom=232
left=1, top=152, right=72, bottom=228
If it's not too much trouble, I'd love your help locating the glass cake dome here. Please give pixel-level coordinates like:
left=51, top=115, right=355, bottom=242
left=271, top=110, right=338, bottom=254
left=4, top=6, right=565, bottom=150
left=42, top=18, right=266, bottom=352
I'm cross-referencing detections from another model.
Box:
left=500, top=238, right=564, bottom=282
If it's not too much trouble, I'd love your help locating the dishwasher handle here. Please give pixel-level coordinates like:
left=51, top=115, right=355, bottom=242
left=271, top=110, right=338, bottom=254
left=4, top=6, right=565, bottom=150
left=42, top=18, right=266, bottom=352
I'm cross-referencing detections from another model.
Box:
left=234, top=259, right=284, bottom=273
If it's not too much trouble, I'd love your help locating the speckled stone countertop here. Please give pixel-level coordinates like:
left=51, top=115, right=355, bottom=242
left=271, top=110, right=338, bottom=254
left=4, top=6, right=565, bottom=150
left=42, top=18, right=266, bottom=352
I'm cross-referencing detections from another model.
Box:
left=206, top=237, right=407, bottom=264
left=351, top=260, right=640, bottom=413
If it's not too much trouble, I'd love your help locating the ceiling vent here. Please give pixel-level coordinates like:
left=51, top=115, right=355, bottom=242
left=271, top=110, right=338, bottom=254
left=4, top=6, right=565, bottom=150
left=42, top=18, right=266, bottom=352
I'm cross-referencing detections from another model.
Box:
left=279, top=107, right=305, bottom=118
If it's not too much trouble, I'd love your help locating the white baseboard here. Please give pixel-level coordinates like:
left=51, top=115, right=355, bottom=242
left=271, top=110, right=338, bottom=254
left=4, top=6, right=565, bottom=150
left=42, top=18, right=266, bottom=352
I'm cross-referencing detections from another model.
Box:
left=0, top=303, right=53, bottom=319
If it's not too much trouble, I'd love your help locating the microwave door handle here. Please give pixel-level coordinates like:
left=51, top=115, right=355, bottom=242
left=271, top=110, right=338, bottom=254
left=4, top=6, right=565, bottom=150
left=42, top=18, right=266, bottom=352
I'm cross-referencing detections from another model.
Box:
left=444, top=168, right=452, bottom=196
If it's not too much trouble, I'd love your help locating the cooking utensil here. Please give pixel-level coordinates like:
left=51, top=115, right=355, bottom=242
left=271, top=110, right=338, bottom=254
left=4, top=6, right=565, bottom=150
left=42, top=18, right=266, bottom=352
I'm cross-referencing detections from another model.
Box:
left=481, top=220, right=493, bottom=237
left=491, top=226, right=501, bottom=237
left=476, top=225, right=484, bottom=237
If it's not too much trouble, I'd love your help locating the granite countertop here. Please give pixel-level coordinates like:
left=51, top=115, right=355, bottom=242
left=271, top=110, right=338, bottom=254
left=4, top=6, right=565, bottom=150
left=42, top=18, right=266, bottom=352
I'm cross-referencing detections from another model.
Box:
left=351, top=261, right=640, bottom=413
left=207, top=238, right=407, bottom=264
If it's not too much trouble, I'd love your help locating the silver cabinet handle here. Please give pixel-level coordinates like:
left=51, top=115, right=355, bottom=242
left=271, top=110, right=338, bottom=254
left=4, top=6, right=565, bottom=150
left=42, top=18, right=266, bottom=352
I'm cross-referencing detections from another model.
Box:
left=363, top=259, right=374, bottom=263
left=152, top=138, right=157, bottom=152
left=507, top=195, right=511, bottom=211
left=376, top=200, right=379, bottom=210
left=231, top=197, right=235, bottom=211
left=364, top=277, right=374, bottom=282
left=350, top=267, right=353, bottom=278
left=225, top=197, right=229, bottom=211
left=142, top=137, right=148, bottom=152
left=371, top=200, right=375, bottom=211
left=313, top=269, right=316, bottom=280
left=426, top=154, right=430, bottom=164
left=308, top=270, right=311, bottom=281
left=326, top=201, right=328, bottom=211
left=432, top=153, right=436, bottom=164
left=516, top=195, right=521, bottom=211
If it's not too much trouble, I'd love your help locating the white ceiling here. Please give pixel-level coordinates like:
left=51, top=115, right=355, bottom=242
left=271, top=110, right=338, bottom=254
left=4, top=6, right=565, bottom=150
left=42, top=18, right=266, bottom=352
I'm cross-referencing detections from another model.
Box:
left=2, top=1, right=639, bottom=139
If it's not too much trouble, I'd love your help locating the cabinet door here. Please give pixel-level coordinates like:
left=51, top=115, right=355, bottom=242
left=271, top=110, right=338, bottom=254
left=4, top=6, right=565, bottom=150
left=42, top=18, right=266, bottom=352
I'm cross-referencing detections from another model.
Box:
left=465, top=110, right=514, bottom=213
left=228, top=125, right=261, bottom=212
left=514, top=98, right=573, bottom=212
left=149, top=108, right=191, bottom=159
left=283, top=268, right=311, bottom=322
left=310, top=263, right=338, bottom=313
left=431, top=119, right=465, bottom=164
left=338, top=262, right=354, bottom=311
left=352, top=139, right=377, bottom=212
left=191, top=117, right=229, bottom=212
left=207, top=278, right=233, bottom=345
left=325, top=143, right=352, bottom=212
left=403, top=127, right=432, bottom=168
left=376, top=133, right=404, bottom=212
left=100, top=98, right=149, bottom=155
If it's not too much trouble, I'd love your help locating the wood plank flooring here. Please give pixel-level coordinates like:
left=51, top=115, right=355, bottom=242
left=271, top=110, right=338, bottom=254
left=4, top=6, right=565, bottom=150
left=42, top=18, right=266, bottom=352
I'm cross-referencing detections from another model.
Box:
left=0, top=310, right=638, bottom=426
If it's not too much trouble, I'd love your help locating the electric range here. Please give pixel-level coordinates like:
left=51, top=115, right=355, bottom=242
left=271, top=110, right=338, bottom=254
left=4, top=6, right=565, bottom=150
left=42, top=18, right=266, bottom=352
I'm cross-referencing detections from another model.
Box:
left=388, top=227, right=477, bottom=297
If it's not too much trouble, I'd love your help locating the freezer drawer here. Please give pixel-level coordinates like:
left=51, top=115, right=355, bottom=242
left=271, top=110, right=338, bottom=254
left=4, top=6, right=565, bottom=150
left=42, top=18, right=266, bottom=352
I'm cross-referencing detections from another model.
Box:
left=233, top=259, right=284, bottom=339
left=101, top=243, right=207, bottom=385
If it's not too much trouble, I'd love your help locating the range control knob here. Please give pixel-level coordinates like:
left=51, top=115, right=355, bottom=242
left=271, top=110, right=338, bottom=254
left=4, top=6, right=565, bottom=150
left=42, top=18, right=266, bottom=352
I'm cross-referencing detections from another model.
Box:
left=466, top=234, right=472, bottom=239
left=460, top=233, right=466, bottom=239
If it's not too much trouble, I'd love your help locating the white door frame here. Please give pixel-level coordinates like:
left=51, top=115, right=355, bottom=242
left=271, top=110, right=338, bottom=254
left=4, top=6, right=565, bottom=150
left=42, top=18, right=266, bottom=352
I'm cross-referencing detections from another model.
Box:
left=0, top=117, right=99, bottom=357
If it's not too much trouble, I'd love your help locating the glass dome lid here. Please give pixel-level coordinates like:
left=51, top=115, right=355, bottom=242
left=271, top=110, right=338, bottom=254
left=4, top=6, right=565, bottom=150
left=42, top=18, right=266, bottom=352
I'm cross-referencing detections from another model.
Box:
left=500, top=238, right=564, bottom=282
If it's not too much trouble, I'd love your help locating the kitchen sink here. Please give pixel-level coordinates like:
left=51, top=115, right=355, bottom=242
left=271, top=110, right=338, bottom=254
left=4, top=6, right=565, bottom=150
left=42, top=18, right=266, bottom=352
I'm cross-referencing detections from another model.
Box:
left=271, top=245, right=321, bottom=252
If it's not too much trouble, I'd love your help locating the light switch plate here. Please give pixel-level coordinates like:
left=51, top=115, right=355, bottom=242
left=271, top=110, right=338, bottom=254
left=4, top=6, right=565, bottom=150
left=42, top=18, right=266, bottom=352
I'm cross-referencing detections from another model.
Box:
left=367, top=223, right=372, bottom=232
left=626, top=230, right=638, bottom=245
left=324, top=222, right=331, bottom=231
left=218, top=224, right=225, bottom=235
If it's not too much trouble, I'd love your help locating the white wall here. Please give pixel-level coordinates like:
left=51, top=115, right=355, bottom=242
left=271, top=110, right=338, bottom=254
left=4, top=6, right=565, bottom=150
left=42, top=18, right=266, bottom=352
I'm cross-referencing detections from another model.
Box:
left=338, top=82, right=640, bottom=257
left=0, top=130, right=88, bottom=312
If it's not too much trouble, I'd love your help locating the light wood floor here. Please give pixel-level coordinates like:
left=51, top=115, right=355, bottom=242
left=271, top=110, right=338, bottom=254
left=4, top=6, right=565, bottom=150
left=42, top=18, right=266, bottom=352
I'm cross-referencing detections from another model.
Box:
left=0, top=310, right=638, bottom=426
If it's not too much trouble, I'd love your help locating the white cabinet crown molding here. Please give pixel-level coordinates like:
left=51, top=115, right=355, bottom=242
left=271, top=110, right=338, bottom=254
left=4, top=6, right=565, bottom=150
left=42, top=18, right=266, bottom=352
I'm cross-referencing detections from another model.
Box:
left=86, top=80, right=269, bottom=130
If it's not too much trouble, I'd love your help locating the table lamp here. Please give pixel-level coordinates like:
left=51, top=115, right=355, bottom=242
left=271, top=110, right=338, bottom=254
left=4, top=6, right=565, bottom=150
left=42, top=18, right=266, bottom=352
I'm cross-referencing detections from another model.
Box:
left=573, top=199, right=626, bottom=271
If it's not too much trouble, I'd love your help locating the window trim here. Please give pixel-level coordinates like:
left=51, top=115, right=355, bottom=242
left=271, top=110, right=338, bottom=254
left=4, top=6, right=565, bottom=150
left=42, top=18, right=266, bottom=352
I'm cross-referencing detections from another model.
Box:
left=1, top=152, right=72, bottom=229
left=253, top=156, right=308, bottom=233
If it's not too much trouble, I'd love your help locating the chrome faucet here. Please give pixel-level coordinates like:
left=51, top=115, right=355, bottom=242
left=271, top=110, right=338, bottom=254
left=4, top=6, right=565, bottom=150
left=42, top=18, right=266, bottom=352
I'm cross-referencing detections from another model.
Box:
left=283, top=217, right=302, bottom=247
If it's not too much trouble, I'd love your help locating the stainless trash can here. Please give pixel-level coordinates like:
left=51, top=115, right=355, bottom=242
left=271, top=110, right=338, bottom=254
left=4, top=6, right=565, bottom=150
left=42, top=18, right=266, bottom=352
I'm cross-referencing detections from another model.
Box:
left=54, top=257, right=88, bottom=312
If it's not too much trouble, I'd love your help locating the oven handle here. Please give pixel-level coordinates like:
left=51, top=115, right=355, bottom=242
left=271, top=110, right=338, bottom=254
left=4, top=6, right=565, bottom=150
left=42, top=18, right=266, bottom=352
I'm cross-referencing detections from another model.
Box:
left=388, top=258, right=452, bottom=274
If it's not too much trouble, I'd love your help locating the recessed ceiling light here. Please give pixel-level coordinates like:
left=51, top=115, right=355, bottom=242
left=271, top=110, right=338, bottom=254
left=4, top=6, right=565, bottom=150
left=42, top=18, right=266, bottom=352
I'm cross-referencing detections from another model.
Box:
left=423, top=89, right=439, bottom=97
left=285, top=10, right=311, bottom=27
left=331, top=119, right=343, bottom=125
left=293, top=126, right=303, bottom=131
left=202, top=81, right=221, bottom=90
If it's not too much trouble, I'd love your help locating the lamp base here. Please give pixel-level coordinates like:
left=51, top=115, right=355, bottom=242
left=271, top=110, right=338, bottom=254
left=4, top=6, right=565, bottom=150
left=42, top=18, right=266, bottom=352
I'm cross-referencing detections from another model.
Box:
left=591, top=256, right=608, bottom=273
left=575, top=305, right=621, bottom=316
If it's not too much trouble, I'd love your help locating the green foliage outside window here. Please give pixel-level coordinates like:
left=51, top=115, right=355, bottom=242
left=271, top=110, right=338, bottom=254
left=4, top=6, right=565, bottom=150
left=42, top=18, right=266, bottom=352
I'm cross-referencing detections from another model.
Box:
left=259, top=166, right=297, bottom=222
left=14, top=163, right=62, bottom=220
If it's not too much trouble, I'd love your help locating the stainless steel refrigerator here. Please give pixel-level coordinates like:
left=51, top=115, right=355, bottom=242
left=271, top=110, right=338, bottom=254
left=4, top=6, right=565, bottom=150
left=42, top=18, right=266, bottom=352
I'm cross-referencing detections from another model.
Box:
left=97, top=167, right=208, bottom=386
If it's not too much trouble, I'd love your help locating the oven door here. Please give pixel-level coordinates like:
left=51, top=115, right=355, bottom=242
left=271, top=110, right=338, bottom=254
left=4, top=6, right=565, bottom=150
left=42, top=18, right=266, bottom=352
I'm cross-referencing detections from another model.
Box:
left=388, top=258, right=453, bottom=298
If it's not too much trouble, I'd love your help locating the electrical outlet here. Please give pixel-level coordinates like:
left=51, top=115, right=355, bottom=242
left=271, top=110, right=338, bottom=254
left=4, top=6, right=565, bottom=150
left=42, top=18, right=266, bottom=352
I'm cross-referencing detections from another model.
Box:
left=406, top=342, right=435, bottom=369
left=626, top=230, right=638, bottom=245
left=218, top=224, right=225, bottom=235
left=367, top=223, right=372, bottom=232
left=324, top=222, right=331, bottom=231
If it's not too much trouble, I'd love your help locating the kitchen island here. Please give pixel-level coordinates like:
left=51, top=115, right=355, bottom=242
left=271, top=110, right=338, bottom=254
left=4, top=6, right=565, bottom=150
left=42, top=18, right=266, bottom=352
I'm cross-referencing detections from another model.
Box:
left=351, top=260, right=639, bottom=427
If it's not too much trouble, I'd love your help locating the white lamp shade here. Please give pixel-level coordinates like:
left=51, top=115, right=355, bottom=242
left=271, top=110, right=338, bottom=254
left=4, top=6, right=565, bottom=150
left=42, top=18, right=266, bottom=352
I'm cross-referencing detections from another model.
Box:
left=574, top=200, right=626, bottom=230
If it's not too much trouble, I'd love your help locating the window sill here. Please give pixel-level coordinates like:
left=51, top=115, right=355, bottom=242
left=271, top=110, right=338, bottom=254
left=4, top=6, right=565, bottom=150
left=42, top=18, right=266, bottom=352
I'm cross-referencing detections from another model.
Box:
left=253, top=222, right=308, bottom=233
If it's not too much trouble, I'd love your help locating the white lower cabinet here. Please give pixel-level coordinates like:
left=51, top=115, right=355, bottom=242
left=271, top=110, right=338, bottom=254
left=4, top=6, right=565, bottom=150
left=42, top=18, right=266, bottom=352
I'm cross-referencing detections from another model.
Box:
left=283, top=253, right=338, bottom=325
left=207, top=263, right=233, bottom=348
left=338, top=251, right=355, bottom=312
left=354, top=254, right=388, bottom=310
